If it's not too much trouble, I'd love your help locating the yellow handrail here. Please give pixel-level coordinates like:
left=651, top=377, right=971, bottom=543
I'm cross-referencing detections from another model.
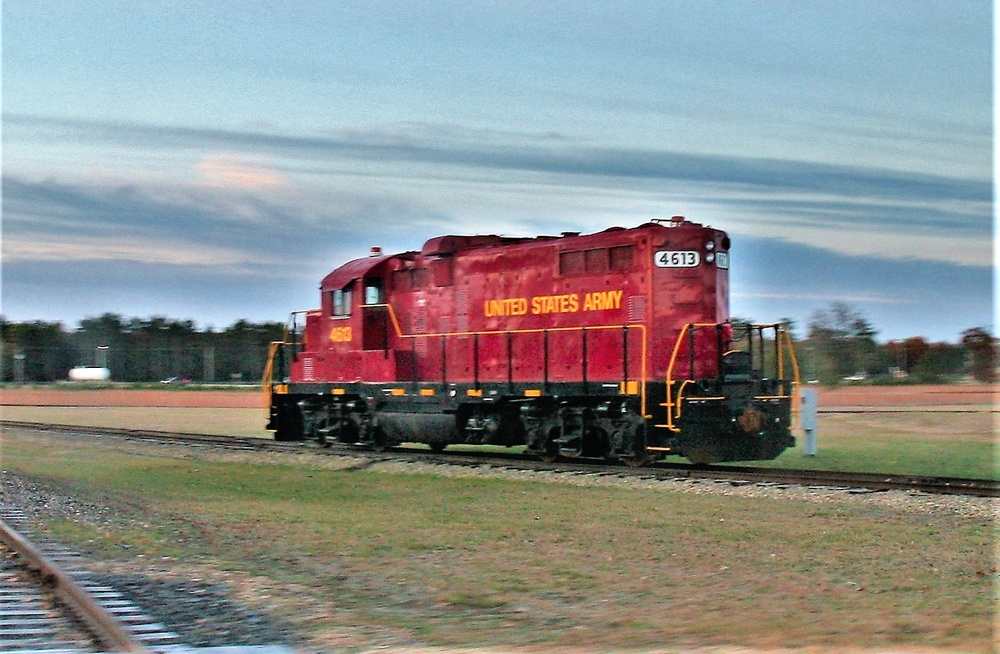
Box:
left=662, top=322, right=719, bottom=432
left=371, top=302, right=651, bottom=417
left=261, top=308, right=314, bottom=416
left=261, top=340, right=283, bottom=415
left=780, top=326, right=802, bottom=429
left=662, top=322, right=801, bottom=432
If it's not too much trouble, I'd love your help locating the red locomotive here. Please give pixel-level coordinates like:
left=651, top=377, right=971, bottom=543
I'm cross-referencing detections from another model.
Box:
left=264, top=217, right=799, bottom=464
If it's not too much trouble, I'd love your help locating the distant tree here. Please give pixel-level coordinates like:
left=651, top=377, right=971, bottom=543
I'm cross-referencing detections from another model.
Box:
left=216, top=320, right=285, bottom=382
left=806, top=302, right=886, bottom=384
left=119, top=316, right=200, bottom=381
left=77, top=313, right=127, bottom=344
left=961, top=327, right=997, bottom=383
left=4, top=315, right=285, bottom=383
left=912, top=342, right=965, bottom=382
left=1, top=319, right=75, bottom=382
left=74, top=313, right=128, bottom=375
left=885, top=337, right=931, bottom=375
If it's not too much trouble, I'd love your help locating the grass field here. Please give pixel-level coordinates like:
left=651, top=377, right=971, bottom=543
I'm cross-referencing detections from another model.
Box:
left=3, top=428, right=997, bottom=653
left=2, top=385, right=996, bottom=650
left=765, top=410, right=997, bottom=480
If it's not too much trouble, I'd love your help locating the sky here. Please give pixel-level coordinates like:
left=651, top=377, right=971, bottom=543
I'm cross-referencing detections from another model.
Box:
left=1, top=0, right=993, bottom=343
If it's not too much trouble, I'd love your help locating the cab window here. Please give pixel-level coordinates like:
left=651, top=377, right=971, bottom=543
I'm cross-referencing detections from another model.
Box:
left=331, top=285, right=353, bottom=317
left=364, top=279, right=384, bottom=305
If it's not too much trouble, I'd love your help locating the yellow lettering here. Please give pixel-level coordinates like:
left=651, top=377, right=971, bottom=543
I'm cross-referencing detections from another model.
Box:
left=486, top=290, right=622, bottom=318
left=582, top=290, right=624, bottom=312
left=484, top=297, right=528, bottom=317
left=531, top=294, right=580, bottom=315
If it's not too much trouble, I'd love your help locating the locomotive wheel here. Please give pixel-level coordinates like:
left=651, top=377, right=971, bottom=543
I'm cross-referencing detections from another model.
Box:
left=371, top=428, right=390, bottom=452
left=619, top=425, right=651, bottom=467
left=536, top=426, right=561, bottom=462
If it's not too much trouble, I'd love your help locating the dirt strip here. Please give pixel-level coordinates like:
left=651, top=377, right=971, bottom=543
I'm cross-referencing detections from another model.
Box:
left=0, top=388, right=262, bottom=408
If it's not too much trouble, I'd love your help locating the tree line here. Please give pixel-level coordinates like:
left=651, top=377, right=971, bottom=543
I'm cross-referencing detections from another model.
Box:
left=1, top=313, right=284, bottom=384
left=784, top=302, right=995, bottom=384
left=1, top=304, right=995, bottom=384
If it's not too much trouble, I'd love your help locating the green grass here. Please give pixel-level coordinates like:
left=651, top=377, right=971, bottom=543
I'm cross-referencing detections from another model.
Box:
left=759, top=411, right=998, bottom=480
left=4, top=432, right=996, bottom=652
left=768, top=436, right=997, bottom=479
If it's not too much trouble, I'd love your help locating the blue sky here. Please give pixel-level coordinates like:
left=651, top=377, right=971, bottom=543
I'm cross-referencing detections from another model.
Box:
left=2, top=0, right=993, bottom=342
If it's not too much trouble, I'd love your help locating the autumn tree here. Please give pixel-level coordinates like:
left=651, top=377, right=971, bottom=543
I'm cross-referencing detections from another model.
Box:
left=962, top=327, right=997, bottom=382
left=804, top=302, right=887, bottom=384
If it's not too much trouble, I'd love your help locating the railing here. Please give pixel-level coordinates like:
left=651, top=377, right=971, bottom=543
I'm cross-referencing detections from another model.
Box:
left=660, top=322, right=800, bottom=432
left=263, top=303, right=650, bottom=418
left=378, top=303, right=651, bottom=417
left=261, top=310, right=311, bottom=413
left=261, top=307, right=801, bottom=430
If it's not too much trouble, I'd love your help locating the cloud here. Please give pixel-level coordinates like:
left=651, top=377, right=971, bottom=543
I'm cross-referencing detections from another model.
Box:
left=3, top=233, right=277, bottom=269
left=728, top=235, right=992, bottom=340
left=1, top=176, right=301, bottom=279
left=8, top=114, right=989, bottom=204
left=3, top=114, right=991, bottom=270
left=196, top=155, right=287, bottom=188
left=735, top=290, right=918, bottom=306
left=0, top=173, right=448, bottom=283
left=1, top=167, right=991, bottom=341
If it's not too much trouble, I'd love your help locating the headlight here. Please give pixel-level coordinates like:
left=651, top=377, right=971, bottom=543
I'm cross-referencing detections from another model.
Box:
left=705, top=241, right=715, bottom=251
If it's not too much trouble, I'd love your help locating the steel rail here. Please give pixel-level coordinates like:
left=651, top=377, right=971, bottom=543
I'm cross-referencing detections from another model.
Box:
left=4, top=419, right=997, bottom=498
left=651, top=463, right=1000, bottom=497
left=0, top=420, right=282, bottom=450
left=0, top=518, right=152, bottom=653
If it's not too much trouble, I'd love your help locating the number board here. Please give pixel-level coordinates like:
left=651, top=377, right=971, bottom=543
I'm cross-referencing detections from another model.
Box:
left=654, top=250, right=700, bottom=268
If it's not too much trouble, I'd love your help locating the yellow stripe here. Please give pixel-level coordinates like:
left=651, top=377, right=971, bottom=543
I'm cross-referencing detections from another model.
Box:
left=362, top=303, right=650, bottom=417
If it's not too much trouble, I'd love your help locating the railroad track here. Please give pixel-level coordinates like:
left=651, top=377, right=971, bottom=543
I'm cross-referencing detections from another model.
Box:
left=4, top=420, right=998, bottom=498
left=0, top=509, right=184, bottom=652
